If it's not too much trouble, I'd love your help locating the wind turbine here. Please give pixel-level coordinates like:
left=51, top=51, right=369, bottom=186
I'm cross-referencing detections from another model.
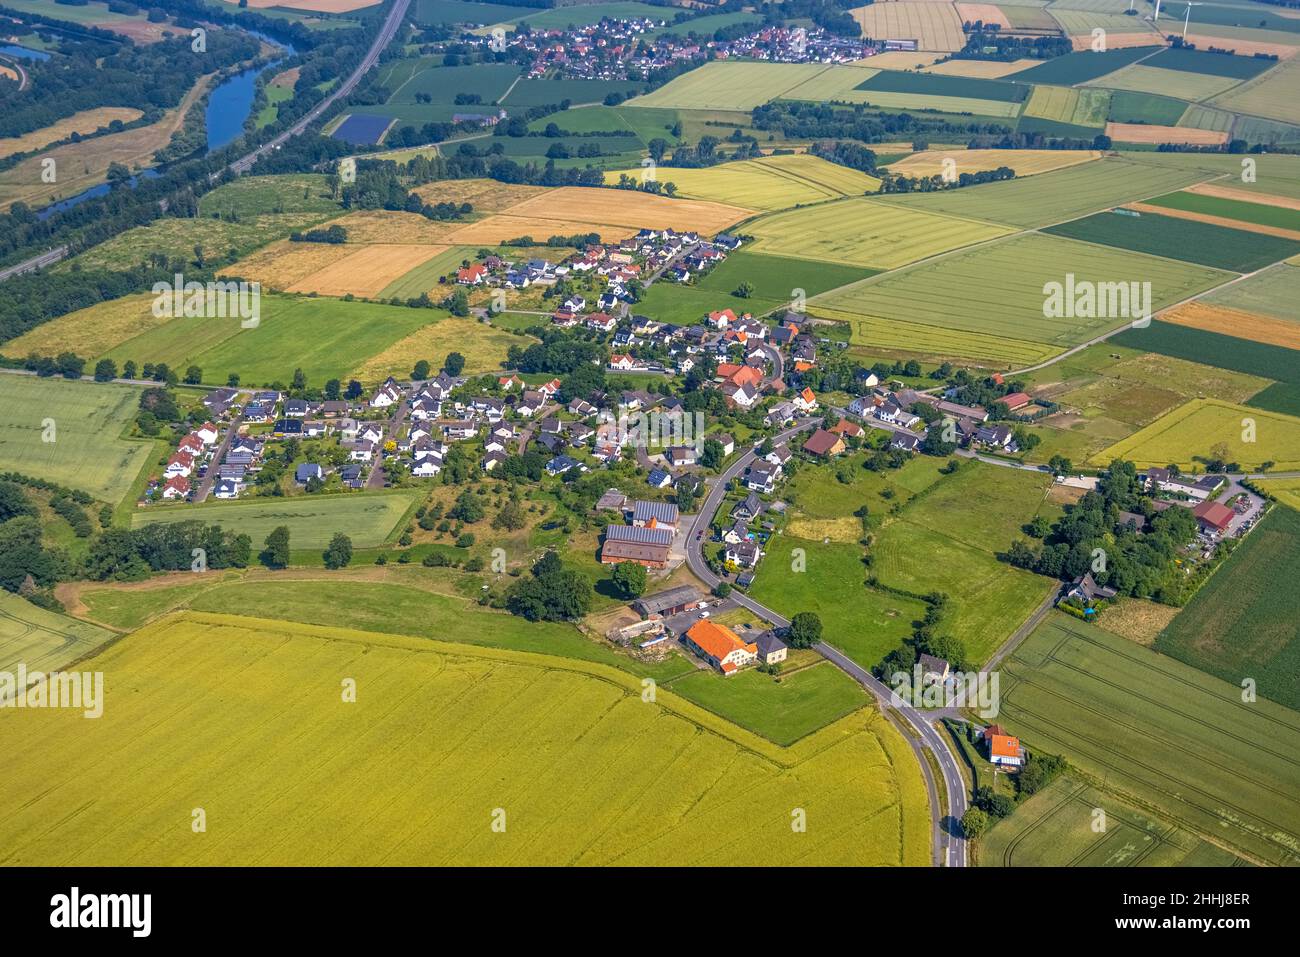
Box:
left=1182, top=1, right=1201, bottom=39
left=1153, top=0, right=1163, bottom=22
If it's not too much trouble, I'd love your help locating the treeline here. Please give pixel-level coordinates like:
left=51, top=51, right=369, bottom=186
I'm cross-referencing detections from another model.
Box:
left=810, top=140, right=879, bottom=174
left=290, top=224, right=348, bottom=243
left=752, top=101, right=1015, bottom=144
left=878, top=164, right=1014, bottom=193
left=952, top=28, right=1072, bottom=62
left=86, top=522, right=252, bottom=581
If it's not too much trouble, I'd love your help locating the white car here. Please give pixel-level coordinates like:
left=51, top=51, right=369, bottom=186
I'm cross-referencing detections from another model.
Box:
left=697, top=611, right=710, bottom=619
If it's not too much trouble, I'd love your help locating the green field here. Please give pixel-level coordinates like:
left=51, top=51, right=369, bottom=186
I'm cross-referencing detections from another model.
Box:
left=379, top=246, right=474, bottom=299
left=130, top=491, right=422, bottom=549
left=502, top=78, right=644, bottom=108
left=529, top=104, right=681, bottom=146
left=666, top=662, right=870, bottom=747
left=814, top=233, right=1231, bottom=353
left=1210, top=57, right=1300, bottom=126
left=1154, top=504, right=1300, bottom=711
left=998, top=614, right=1300, bottom=866
left=1144, top=46, right=1280, bottom=80
left=100, top=294, right=435, bottom=387
left=875, top=157, right=1210, bottom=228
left=1106, top=90, right=1189, bottom=126
left=1091, top=397, right=1300, bottom=470
left=1112, top=320, right=1300, bottom=389
left=978, top=774, right=1246, bottom=867
left=198, top=174, right=342, bottom=218
left=1146, top=192, right=1300, bottom=234
left=627, top=61, right=846, bottom=112
left=747, top=198, right=1014, bottom=270
left=1007, top=46, right=1161, bottom=84
left=1023, top=85, right=1110, bottom=128
left=0, top=612, right=931, bottom=865
left=1206, top=262, right=1300, bottom=322
left=1043, top=209, right=1300, bottom=272
left=0, top=589, right=116, bottom=678
left=0, top=376, right=152, bottom=504
left=411, top=0, right=535, bottom=25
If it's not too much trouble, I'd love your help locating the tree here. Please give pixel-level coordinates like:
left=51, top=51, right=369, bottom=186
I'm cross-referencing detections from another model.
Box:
left=700, top=438, right=724, bottom=470
left=505, top=550, right=593, bottom=622
left=611, top=561, right=647, bottom=599
left=787, top=611, right=823, bottom=649
left=1047, top=454, right=1072, bottom=475
left=412, top=359, right=431, bottom=380
left=93, top=358, right=117, bottom=382
left=444, top=352, right=466, bottom=376
left=345, top=379, right=364, bottom=400
left=733, top=280, right=755, bottom=299
left=324, top=378, right=341, bottom=400
left=184, top=365, right=202, bottom=385
left=960, top=807, right=990, bottom=840
left=263, top=525, right=290, bottom=568
left=492, top=496, right=527, bottom=531
left=447, top=288, right=470, bottom=317
left=324, top=533, right=353, bottom=569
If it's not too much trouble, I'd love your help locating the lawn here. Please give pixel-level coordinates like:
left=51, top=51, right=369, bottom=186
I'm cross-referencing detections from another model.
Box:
left=978, top=774, right=1244, bottom=867
left=99, top=294, right=436, bottom=387
left=0, top=612, right=931, bottom=865
left=0, top=589, right=116, bottom=677
left=814, top=233, right=1231, bottom=352
left=746, top=198, right=1014, bottom=270
left=0, top=376, right=152, bottom=505
left=997, top=613, right=1300, bottom=866
left=1043, top=209, right=1300, bottom=272
left=874, top=156, right=1211, bottom=229
left=666, top=662, right=870, bottom=746
left=130, top=490, right=422, bottom=549
left=1154, top=504, right=1300, bottom=711
left=1090, top=397, right=1300, bottom=470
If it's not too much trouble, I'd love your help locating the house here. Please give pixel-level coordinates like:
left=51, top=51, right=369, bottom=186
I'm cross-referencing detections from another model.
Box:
left=202, top=387, right=239, bottom=413
left=517, top=390, right=546, bottom=416
left=272, top=418, right=303, bottom=437
left=753, top=630, right=787, bottom=666
left=1144, top=467, right=1223, bottom=501
left=631, top=500, right=679, bottom=530
left=295, top=463, right=323, bottom=484
left=242, top=401, right=273, bottom=423
left=707, top=308, right=738, bottom=329
left=442, top=421, right=477, bottom=440
left=984, top=726, right=1025, bottom=767
left=195, top=422, right=220, bottom=445
left=456, top=263, right=488, bottom=285
left=340, top=465, right=365, bottom=488
left=165, top=452, right=195, bottom=478
left=802, top=429, right=845, bottom=458
left=411, top=459, right=441, bottom=477
left=545, top=454, right=580, bottom=476
left=935, top=399, right=987, bottom=423
left=919, top=653, right=950, bottom=686
left=746, top=462, right=779, bottom=493
left=766, top=401, right=798, bottom=427
left=793, top=387, right=818, bottom=412
left=177, top=434, right=204, bottom=457
left=856, top=370, right=880, bottom=389
left=890, top=432, right=922, bottom=453
left=632, top=585, right=704, bottom=620
left=498, top=373, right=525, bottom=391
left=732, top=491, right=764, bottom=523
left=684, top=620, right=756, bottom=675
left=213, top=478, right=239, bottom=500
left=722, top=520, right=751, bottom=546
left=370, top=379, right=402, bottom=409
left=160, top=476, right=190, bottom=500
left=482, top=450, right=507, bottom=472
left=585, top=312, right=617, bottom=332
left=568, top=398, right=596, bottom=417
left=1116, top=510, right=1148, bottom=533
left=284, top=398, right=310, bottom=418
left=1193, top=500, right=1235, bottom=537
left=725, top=539, right=762, bottom=569
left=712, top=433, right=735, bottom=456
left=600, top=523, right=673, bottom=568
left=646, top=468, right=673, bottom=489
left=974, top=423, right=1017, bottom=451
left=829, top=420, right=864, bottom=440
left=539, top=416, right=564, bottom=435
left=665, top=446, right=697, bottom=468
left=320, top=400, right=351, bottom=418
left=348, top=441, right=376, bottom=462
left=1066, top=572, right=1118, bottom=603
left=608, top=354, right=640, bottom=372
left=303, top=420, right=329, bottom=438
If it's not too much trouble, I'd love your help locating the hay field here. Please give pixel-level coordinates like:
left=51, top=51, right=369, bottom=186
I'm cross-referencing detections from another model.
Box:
left=315, top=210, right=460, bottom=244
left=955, top=2, right=1011, bottom=28
left=0, top=613, right=930, bottom=866
left=0, top=107, right=144, bottom=160
left=1023, top=85, right=1110, bottom=127
left=626, top=61, right=830, bottom=111
left=1162, top=301, right=1300, bottom=351
left=1211, top=57, right=1300, bottom=125
left=849, top=2, right=966, bottom=52
left=286, top=244, right=450, bottom=298
left=0, top=590, right=117, bottom=680
left=456, top=186, right=753, bottom=235
left=606, top=153, right=881, bottom=210
left=0, top=376, right=151, bottom=504
left=411, top=178, right=548, bottom=212
left=1091, top=397, right=1300, bottom=470
left=923, top=57, right=1040, bottom=78
left=886, top=148, right=1099, bottom=178
left=745, top=198, right=1013, bottom=269
left=222, top=240, right=355, bottom=290
left=0, top=74, right=212, bottom=210
left=1105, top=122, right=1229, bottom=146
left=855, top=50, right=946, bottom=69
left=1182, top=32, right=1296, bottom=59
left=5, top=292, right=166, bottom=359
left=815, top=232, right=1231, bottom=351
left=350, top=316, right=527, bottom=379
left=780, top=65, right=881, bottom=103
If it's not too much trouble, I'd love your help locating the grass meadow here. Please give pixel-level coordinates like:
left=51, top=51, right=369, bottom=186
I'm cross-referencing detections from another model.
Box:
left=0, top=590, right=117, bottom=678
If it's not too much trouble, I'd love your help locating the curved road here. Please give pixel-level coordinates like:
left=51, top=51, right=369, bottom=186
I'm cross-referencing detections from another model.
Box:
left=683, top=417, right=968, bottom=866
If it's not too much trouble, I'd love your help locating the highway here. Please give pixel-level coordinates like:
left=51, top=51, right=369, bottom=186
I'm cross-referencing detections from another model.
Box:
left=682, top=417, right=969, bottom=867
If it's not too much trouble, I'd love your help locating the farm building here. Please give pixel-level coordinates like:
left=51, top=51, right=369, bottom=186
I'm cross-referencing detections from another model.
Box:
left=632, top=586, right=705, bottom=620
left=802, top=429, right=846, bottom=458
left=631, top=500, right=680, bottom=530
left=1193, top=500, right=1236, bottom=537
left=752, top=630, right=787, bottom=666
left=601, top=523, right=674, bottom=568
left=684, top=620, right=757, bottom=675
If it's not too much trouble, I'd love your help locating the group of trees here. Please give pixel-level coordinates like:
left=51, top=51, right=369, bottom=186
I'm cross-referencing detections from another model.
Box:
left=879, top=165, right=1015, bottom=194
left=505, top=551, right=593, bottom=622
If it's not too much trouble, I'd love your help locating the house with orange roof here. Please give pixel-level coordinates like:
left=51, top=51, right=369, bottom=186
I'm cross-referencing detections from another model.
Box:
left=829, top=419, right=864, bottom=440
left=707, top=308, right=738, bottom=329
left=456, top=264, right=488, bottom=285
left=983, top=725, right=1025, bottom=767
left=793, top=387, right=818, bottom=412
left=684, top=620, right=758, bottom=675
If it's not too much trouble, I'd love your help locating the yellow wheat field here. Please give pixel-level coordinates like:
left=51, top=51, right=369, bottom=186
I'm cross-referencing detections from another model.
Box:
left=849, top=2, right=967, bottom=52
left=286, top=244, right=450, bottom=298
left=923, top=57, right=1041, bottom=79
left=222, top=240, right=355, bottom=290
left=412, top=178, right=549, bottom=213
left=1105, top=122, right=1229, bottom=146
left=887, top=148, right=1100, bottom=178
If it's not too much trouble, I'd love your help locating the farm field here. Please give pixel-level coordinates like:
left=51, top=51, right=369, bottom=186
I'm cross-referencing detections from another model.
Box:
left=1042, top=209, right=1300, bottom=271
left=998, top=614, right=1300, bottom=866
left=665, top=662, right=870, bottom=747
left=1210, top=56, right=1300, bottom=125
left=411, top=178, right=547, bottom=212
left=922, top=57, right=1041, bottom=78
left=199, top=173, right=342, bottom=218
left=100, top=294, right=435, bottom=387
left=626, top=61, right=830, bottom=111
left=978, top=774, right=1246, bottom=867
left=1106, top=90, right=1189, bottom=126
left=0, top=107, right=144, bottom=160
left=1023, top=85, right=1109, bottom=127
left=0, top=613, right=930, bottom=866
left=0, top=376, right=151, bottom=504
left=1155, top=504, right=1300, bottom=712
left=1006, top=45, right=1161, bottom=84
left=1205, top=263, right=1300, bottom=321
left=1143, top=46, right=1279, bottom=79
left=1143, top=191, right=1300, bottom=235
left=745, top=198, right=1014, bottom=270
left=847, top=2, right=967, bottom=52
left=0, top=590, right=116, bottom=680
left=1162, top=302, right=1300, bottom=351
left=816, top=310, right=1062, bottom=365
left=814, top=233, right=1231, bottom=353
left=1090, top=397, right=1300, bottom=470
left=1104, top=122, right=1228, bottom=146
left=285, top=244, right=451, bottom=298
left=606, top=153, right=881, bottom=210
left=349, top=315, right=526, bottom=379
left=885, top=148, right=1099, bottom=179
left=379, top=246, right=475, bottom=299
left=131, top=491, right=421, bottom=549
left=874, top=157, right=1210, bottom=228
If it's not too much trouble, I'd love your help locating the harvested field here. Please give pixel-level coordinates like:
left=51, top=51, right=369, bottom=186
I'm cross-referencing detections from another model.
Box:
left=885, top=148, right=1099, bottom=178
left=1188, top=182, right=1300, bottom=213
left=222, top=240, right=355, bottom=290
left=955, top=2, right=1011, bottom=28
left=0, top=66, right=17, bottom=83
left=923, top=57, right=1041, bottom=78
left=317, top=209, right=460, bottom=244
left=379, top=246, right=475, bottom=299
left=1181, top=33, right=1296, bottom=60
left=1162, top=302, right=1300, bottom=351
left=1095, top=599, right=1180, bottom=647
left=286, top=244, right=450, bottom=298
left=1127, top=200, right=1300, bottom=241
left=848, top=2, right=966, bottom=52
left=0, top=107, right=143, bottom=160
left=627, top=60, right=830, bottom=111
left=444, top=214, right=638, bottom=245
left=855, top=50, right=946, bottom=69
left=1105, top=122, right=1228, bottom=146
left=6, top=292, right=168, bottom=359
left=460, top=186, right=753, bottom=234
left=411, top=178, right=547, bottom=212
left=1069, top=31, right=1164, bottom=51
left=0, top=73, right=212, bottom=209
left=350, top=315, right=528, bottom=379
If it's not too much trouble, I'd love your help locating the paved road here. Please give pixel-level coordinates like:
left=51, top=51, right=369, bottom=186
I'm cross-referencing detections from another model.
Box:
left=367, top=394, right=410, bottom=489
left=194, top=409, right=246, bottom=503
left=0, top=244, right=69, bottom=281
left=226, top=0, right=411, bottom=176
left=682, top=417, right=968, bottom=866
